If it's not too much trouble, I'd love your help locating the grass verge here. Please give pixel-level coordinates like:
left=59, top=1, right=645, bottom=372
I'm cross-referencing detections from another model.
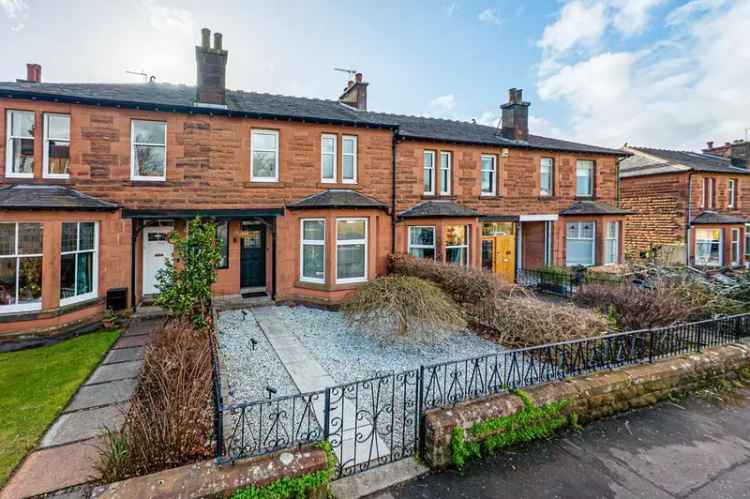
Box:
left=0, top=330, right=120, bottom=487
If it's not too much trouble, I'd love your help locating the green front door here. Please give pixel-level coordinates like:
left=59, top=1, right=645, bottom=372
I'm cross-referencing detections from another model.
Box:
left=240, top=223, right=266, bottom=288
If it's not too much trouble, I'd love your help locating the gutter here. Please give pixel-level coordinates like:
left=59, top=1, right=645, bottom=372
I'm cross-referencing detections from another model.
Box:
left=391, top=131, right=399, bottom=254
left=686, top=172, right=693, bottom=265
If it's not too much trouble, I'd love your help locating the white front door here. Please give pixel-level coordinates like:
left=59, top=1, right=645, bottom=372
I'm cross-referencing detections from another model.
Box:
left=143, top=226, right=174, bottom=295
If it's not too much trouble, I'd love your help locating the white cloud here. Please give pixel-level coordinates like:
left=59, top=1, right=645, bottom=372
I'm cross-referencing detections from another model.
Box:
left=141, top=0, right=193, bottom=35
left=0, top=0, right=28, bottom=31
left=665, top=0, right=728, bottom=26
left=445, top=2, right=458, bottom=16
left=478, top=8, right=501, bottom=25
left=538, top=1, right=606, bottom=55
left=428, top=94, right=457, bottom=117
left=610, top=0, right=665, bottom=35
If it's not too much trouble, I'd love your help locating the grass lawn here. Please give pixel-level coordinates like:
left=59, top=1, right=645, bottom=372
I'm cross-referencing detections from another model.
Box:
left=0, top=330, right=120, bottom=487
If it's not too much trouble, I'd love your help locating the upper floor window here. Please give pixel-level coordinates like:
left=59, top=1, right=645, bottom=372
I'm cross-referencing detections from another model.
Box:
left=728, top=178, right=737, bottom=208
left=131, top=120, right=166, bottom=181
left=43, top=114, right=70, bottom=178
left=301, top=219, right=325, bottom=283
left=408, top=226, right=436, bottom=260
left=439, top=151, right=452, bottom=195
left=251, top=129, right=279, bottom=182
left=5, top=110, right=35, bottom=178
left=423, top=151, right=435, bottom=195
left=342, top=135, right=357, bottom=184
left=0, top=222, right=43, bottom=312
left=540, top=158, right=553, bottom=196
left=576, top=160, right=594, bottom=197
left=60, top=222, right=98, bottom=305
left=321, top=134, right=336, bottom=183
left=701, top=177, right=716, bottom=209
left=336, top=218, right=368, bottom=283
left=480, top=155, right=496, bottom=196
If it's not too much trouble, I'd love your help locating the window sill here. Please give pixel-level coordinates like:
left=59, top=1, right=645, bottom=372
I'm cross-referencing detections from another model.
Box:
left=0, top=296, right=102, bottom=323
left=294, top=280, right=366, bottom=292
left=243, top=181, right=287, bottom=188
left=317, top=182, right=359, bottom=189
left=131, top=176, right=166, bottom=182
left=421, top=194, right=456, bottom=200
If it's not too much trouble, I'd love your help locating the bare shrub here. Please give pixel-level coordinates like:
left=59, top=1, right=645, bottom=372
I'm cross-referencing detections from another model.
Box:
left=472, top=296, right=609, bottom=348
left=96, top=319, right=213, bottom=482
left=342, top=275, right=466, bottom=340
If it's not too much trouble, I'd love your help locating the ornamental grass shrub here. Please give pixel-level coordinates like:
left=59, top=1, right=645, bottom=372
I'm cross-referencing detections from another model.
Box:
left=96, top=319, right=213, bottom=482
left=342, top=275, right=466, bottom=340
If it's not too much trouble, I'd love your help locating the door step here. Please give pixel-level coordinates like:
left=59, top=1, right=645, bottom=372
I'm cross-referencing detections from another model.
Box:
left=213, top=294, right=274, bottom=311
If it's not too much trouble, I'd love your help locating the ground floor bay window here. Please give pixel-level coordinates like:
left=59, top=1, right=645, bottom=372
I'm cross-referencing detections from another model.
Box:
left=0, top=222, right=43, bottom=312
left=301, top=219, right=325, bottom=283
left=336, top=218, right=368, bottom=283
left=408, top=226, right=436, bottom=260
left=566, top=221, right=595, bottom=267
left=695, top=228, right=722, bottom=267
left=445, top=224, right=469, bottom=266
left=60, top=222, right=98, bottom=305
left=604, top=221, right=619, bottom=265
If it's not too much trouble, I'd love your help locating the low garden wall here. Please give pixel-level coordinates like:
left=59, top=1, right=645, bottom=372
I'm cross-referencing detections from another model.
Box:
left=423, top=341, right=750, bottom=468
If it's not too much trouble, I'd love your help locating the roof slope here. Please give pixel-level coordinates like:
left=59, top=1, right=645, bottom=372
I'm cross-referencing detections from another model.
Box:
left=398, top=200, right=479, bottom=219
left=0, top=81, right=624, bottom=155
left=691, top=211, right=748, bottom=225
left=0, top=185, right=118, bottom=211
left=559, top=200, right=631, bottom=216
left=286, top=189, right=387, bottom=210
left=620, top=146, right=749, bottom=177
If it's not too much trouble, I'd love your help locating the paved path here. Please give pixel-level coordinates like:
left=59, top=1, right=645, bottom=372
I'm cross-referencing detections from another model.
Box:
left=1, top=319, right=162, bottom=499
left=374, top=388, right=750, bottom=499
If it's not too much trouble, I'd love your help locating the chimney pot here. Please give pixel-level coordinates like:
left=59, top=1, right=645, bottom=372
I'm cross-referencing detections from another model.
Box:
left=355, top=72, right=363, bottom=83
left=214, top=32, right=223, bottom=50
left=201, top=28, right=210, bottom=49
left=707, top=141, right=714, bottom=149
left=338, top=72, right=368, bottom=110
left=26, top=63, right=41, bottom=83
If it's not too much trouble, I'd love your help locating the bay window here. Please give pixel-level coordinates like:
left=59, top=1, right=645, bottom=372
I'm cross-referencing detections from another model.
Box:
left=540, top=158, right=553, bottom=196
left=408, top=226, right=436, bottom=260
left=732, top=228, right=740, bottom=266
left=439, top=152, right=451, bottom=195
left=60, top=222, right=98, bottom=305
left=480, top=155, right=496, bottom=196
left=43, top=113, right=70, bottom=178
left=5, top=110, right=35, bottom=178
left=695, top=228, right=721, bottom=267
left=342, top=135, right=357, bottom=183
left=576, top=160, right=594, bottom=197
left=251, top=129, right=279, bottom=182
left=321, top=134, right=336, bottom=183
left=604, top=221, right=619, bottom=265
left=566, top=221, right=595, bottom=266
left=445, top=224, right=469, bottom=266
left=745, top=224, right=750, bottom=258
left=301, top=219, right=325, bottom=283
left=131, top=120, right=166, bottom=181
left=424, top=151, right=435, bottom=195
left=0, top=222, right=43, bottom=312
left=336, top=218, right=367, bottom=283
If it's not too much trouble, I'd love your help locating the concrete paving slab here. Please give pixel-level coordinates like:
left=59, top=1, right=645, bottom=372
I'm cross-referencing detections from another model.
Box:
left=0, top=439, right=102, bottom=499
left=331, top=458, right=428, bottom=499
left=103, top=346, right=144, bottom=364
left=111, top=334, right=150, bottom=349
left=64, top=378, right=137, bottom=413
left=85, top=360, right=142, bottom=385
left=40, top=404, right=128, bottom=448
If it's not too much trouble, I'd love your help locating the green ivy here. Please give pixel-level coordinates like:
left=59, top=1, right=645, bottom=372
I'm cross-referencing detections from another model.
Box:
left=450, top=390, right=572, bottom=469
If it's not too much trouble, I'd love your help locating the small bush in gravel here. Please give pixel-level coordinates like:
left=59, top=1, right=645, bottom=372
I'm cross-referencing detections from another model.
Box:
left=342, top=275, right=466, bottom=340
left=474, top=296, right=609, bottom=348
left=96, top=319, right=213, bottom=481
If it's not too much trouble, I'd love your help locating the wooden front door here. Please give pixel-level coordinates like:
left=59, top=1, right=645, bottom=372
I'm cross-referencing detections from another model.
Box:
left=481, top=222, right=516, bottom=283
left=240, top=224, right=266, bottom=289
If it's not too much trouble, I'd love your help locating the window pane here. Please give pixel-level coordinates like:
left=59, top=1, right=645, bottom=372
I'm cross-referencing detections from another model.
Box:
left=481, top=171, right=493, bottom=193
left=441, top=153, right=450, bottom=169
left=337, top=244, right=365, bottom=279
left=253, top=132, right=277, bottom=150
left=409, top=227, right=434, bottom=246
left=62, top=223, right=78, bottom=252
left=60, top=253, right=76, bottom=299
left=11, top=111, right=34, bottom=137
left=252, top=150, right=277, bottom=178
left=322, top=154, right=335, bottom=179
left=337, top=220, right=366, bottom=240
left=48, top=140, right=70, bottom=175
left=0, top=258, right=17, bottom=305
left=481, top=156, right=495, bottom=171
left=135, top=145, right=165, bottom=177
left=580, top=222, right=594, bottom=239
left=409, top=247, right=435, bottom=260
left=133, top=121, right=165, bottom=144
left=303, top=220, right=324, bottom=241
left=566, top=240, right=594, bottom=266
left=76, top=252, right=93, bottom=295
left=605, top=240, right=618, bottom=264
left=79, top=222, right=95, bottom=251
left=446, top=247, right=467, bottom=265
left=343, top=138, right=355, bottom=154
left=303, top=245, right=325, bottom=280
left=606, top=222, right=617, bottom=238
left=11, top=138, right=34, bottom=174
left=441, top=168, right=450, bottom=191
left=48, top=115, right=70, bottom=140
left=0, top=224, right=15, bottom=256
left=18, top=256, right=42, bottom=304
left=445, top=225, right=466, bottom=246
left=321, top=136, right=335, bottom=153
left=343, top=156, right=355, bottom=179
left=424, top=168, right=433, bottom=192
left=216, top=222, right=228, bottom=267
left=576, top=160, right=593, bottom=196
left=18, top=223, right=42, bottom=254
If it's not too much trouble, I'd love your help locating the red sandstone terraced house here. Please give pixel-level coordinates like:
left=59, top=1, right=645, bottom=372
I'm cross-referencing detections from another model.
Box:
left=0, top=29, right=627, bottom=337
left=620, top=146, right=750, bottom=267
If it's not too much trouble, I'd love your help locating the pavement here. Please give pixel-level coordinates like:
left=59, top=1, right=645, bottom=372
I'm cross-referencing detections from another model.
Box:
left=1, top=318, right=162, bottom=499
left=372, top=388, right=750, bottom=499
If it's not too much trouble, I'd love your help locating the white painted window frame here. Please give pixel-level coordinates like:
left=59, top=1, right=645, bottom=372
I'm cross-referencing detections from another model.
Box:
left=745, top=224, right=750, bottom=258
left=565, top=221, right=596, bottom=267
left=575, top=160, right=594, bottom=197
left=439, top=151, right=451, bottom=195
left=445, top=224, right=470, bottom=266
left=0, top=222, right=43, bottom=313
left=250, top=129, right=280, bottom=183
left=321, top=133, right=337, bottom=184
left=5, top=109, right=35, bottom=179
left=43, top=113, right=71, bottom=179
left=300, top=218, right=326, bottom=284
left=731, top=227, right=741, bottom=265
left=480, top=154, right=497, bottom=196
left=540, top=157, right=553, bottom=196
left=407, top=225, right=436, bottom=260
left=342, top=135, right=357, bottom=184
left=131, top=119, right=167, bottom=181
left=60, top=222, right=99, bottom=307
left=423, top=150, right=435, bottom=195
left=728, top=178, right=736, bottom=208
left=335, top=217, right=368, bottom=284
left=604, top=221, right=619, bottom=265
left=695, top=228, right=722, bottom=267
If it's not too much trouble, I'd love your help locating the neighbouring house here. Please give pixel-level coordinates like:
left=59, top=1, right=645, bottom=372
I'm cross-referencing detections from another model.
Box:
left=0, top=28, right=628, bottom=337
left=619, top=146, right=750, bottom=267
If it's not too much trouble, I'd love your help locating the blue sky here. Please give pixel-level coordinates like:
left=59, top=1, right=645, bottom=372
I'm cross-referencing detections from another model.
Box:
left=1, top=0, right=747, bottom=150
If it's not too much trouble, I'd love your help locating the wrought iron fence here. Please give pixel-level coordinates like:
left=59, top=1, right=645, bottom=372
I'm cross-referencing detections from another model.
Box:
left=211, top=313, right=750, bottom=476
left=517, top=267, right=623, bottom=297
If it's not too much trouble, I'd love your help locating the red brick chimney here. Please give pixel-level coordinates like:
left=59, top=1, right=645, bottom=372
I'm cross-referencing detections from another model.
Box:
left=500, top=88, right=530, bottom=141
left=195, top=28, right=228, bottom=107
left=338, top=72, right=368, bottom=111
left=26, top=64, right=41, bottom=83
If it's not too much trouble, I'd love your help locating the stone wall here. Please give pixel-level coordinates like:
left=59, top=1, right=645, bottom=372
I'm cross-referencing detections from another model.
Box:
left=423, top=342, right=750, bottom=468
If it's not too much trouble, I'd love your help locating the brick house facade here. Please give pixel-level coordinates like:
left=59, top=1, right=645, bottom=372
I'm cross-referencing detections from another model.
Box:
left=0, top=29, right=627, bottom=337
left=620, top=146, right=750, bottom=267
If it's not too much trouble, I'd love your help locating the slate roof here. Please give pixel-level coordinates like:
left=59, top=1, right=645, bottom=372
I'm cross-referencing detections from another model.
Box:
left=0, top=81, right=625, bottom=155
left=691, top=211, right=748, bottom=225
left=620, top=146, right=749, bottom=178
left=286, top=189, right=387, bottom=210
left=0, top=185, right=118, bottom=211
left=559, top=200, right=631, bottom=216
left=398, top=200, right=479, bottom=219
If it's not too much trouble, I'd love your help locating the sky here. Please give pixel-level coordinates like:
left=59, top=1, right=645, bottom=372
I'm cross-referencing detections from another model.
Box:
left=0, top=0, right=748, bottom=150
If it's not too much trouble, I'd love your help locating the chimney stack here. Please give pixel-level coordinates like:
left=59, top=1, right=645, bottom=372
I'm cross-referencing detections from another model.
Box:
left=195, top=28, right=228, bottom=107
left=338, top=72, right=368, bottom=111
left=500, top=88, right=530, bottom=141
left=706, top=141, right=714, bottom=150
left=26, top=64, right=41, bottom=83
